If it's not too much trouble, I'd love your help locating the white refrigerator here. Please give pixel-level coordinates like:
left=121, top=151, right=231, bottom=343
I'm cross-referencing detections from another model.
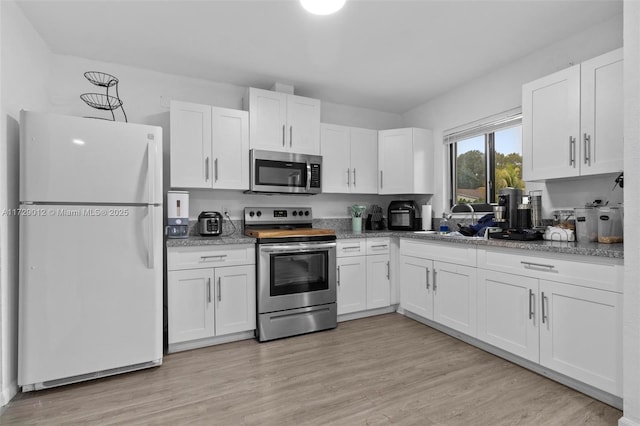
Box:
left=18, top=110, right=163, bottom=391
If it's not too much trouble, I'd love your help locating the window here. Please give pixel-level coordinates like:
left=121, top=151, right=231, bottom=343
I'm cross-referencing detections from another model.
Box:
left=446, top=110, right=523, bottom=207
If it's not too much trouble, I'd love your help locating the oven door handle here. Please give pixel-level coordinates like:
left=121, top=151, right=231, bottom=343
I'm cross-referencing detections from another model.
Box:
left=260, top=242, right=337, bottom=253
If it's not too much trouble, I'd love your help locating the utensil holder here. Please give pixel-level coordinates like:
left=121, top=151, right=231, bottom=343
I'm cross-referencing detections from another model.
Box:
left=352, top=217, right=362, bottom=234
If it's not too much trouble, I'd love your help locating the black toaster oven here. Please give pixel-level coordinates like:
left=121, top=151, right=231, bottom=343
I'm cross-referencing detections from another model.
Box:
left=388, top=200, right=419, bottom=231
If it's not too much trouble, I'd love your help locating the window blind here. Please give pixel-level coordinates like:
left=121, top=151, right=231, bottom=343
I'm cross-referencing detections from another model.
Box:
left=443, top=107, right=522, bottom=145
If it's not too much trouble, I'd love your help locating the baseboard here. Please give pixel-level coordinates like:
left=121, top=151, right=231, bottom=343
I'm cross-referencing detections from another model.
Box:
left=338, top=305, right=398, bottom=323
left=619, top=417, right=640, bottom=426
left=168, top=330, right=255, bottom=353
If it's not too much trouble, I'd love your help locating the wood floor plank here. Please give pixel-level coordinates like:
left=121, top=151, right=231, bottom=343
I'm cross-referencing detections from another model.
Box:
left=1, top=314, right=622, bottom=425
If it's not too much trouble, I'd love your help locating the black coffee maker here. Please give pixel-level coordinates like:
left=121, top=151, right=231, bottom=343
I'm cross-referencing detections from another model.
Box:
left=497, top=187, right=523, bottom=229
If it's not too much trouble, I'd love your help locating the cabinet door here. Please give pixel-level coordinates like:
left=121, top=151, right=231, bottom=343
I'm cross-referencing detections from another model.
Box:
left=432, top=261, right=477, bottom=337
left=522, top=65, right=580, bottom=181
left=539, top=280, right=622, bottom=397
left=214, top=265, right=256, bottom=336
left=337, top=256, right=367, bottom=315
left=320, top=124, right=351, bottom=193
left=580, top=48, right=623, bottom=176
left=476, top=269, right=539, bottom=362
left=168, top=268, right=215, bottom=344
left=169, top=101, right=212, bottom=188
left=248, top=88, right=288, bottom=152
left=350, top=128, right=378, bottom=194
left=399, top=256, right=433, bottom=319
left=211, top=107, right=249, bottom=190
left=286, top=94, right=321, bottom=154
left=378, top=129, right=414, bottom=194
left=366, top=254, right=390, bottom=309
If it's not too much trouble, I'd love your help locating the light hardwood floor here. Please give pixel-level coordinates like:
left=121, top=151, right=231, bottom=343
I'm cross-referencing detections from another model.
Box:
left=1, top=313, right=622, bottom=425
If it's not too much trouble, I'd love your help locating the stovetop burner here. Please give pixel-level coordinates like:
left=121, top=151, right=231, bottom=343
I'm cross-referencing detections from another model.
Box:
left=243, top=207, right=336, bottom=243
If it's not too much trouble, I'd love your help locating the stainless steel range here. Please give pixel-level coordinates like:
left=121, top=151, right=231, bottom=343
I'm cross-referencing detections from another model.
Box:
left=244, top=207, right=337, bottom=342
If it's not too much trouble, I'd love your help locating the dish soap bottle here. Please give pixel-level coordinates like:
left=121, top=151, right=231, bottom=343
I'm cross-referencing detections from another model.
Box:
left=439, top=213, right=449, bottom=234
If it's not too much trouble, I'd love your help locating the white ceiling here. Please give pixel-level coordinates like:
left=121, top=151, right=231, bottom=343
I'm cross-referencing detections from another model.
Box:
left=16, top=0, right=622, bottom=114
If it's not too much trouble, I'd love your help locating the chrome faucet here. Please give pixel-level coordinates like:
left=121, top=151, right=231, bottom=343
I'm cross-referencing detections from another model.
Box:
left=450, top=203, right=476, bottom=225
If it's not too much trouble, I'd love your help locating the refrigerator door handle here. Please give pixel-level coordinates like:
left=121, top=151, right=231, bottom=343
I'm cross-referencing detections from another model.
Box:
left=147, top=140, right=155, bottom=202
left=147, top=206, right=155, bottom=269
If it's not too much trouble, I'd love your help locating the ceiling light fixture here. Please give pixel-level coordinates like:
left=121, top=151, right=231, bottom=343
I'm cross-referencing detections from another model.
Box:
left=300, top=0, right=346, bottom=15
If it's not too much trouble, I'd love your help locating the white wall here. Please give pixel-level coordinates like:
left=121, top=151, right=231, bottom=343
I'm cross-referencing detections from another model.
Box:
left=621, top=3, right=640, bottom=425
left=0, top=0, right=52, bottom=406
left=402, top=14, right=623, bottom=218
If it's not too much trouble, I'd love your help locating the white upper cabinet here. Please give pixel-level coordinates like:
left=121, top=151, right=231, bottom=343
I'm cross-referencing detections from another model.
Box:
left=378, top=128, right=433, bottom=194
left=247, top=88, right=320, bottom=155
left=170, top=101, right=249, bottom=190
left=522, top=48, right=623, bottom=181
left=320, top=123, right=378, bottom=194
left=580, top=48, right=624, bottom=176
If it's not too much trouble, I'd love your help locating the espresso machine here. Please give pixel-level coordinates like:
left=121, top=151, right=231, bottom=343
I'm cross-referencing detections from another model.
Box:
left=497, top=187, right=522, bottom=230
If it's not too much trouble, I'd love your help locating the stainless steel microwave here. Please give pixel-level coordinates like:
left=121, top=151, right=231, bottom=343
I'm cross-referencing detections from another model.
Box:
left=249, top=149, right=322, bottom=194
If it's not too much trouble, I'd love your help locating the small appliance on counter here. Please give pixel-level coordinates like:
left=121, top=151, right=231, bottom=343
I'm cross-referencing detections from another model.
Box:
left=497, top=187, right=523, bottom=230
left=388, top=200, right=420, bottom=231
left=198, top=211, right=223, bottom=236
left=167, top=191, right=189, bottom=239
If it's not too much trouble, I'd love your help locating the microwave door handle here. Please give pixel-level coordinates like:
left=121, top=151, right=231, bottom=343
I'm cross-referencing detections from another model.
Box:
left=306, top=161, right=311, bottom=192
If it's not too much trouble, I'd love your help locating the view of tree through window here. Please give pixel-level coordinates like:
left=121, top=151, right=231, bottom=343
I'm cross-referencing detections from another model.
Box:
left=452, top=124, right=523, bottom=205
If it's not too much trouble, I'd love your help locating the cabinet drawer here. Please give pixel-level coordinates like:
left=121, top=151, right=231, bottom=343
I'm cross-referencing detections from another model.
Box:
left=366, top=238, right=390, bottom=255
left=477, top=247, right=623, bottom=293
left=337, top=240, right=366, bottom=257
left=167, top=245, right=255, bottom=270
left=399, top=239, right=476, bottom=267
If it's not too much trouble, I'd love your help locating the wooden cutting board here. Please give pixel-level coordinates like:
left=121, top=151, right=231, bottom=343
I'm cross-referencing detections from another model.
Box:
left=244, top=228, right=335, bottom=238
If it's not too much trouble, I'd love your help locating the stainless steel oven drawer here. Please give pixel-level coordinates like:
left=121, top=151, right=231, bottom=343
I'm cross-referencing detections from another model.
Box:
left=257, top=303, right=337, bottom=342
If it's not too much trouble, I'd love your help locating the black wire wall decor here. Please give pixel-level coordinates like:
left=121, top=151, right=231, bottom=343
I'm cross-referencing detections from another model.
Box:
left=80, top=71, right=128, bottom=122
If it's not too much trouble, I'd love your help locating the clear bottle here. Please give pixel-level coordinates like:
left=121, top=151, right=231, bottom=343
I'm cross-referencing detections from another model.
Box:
left=439, top=213, right=449, bottom=234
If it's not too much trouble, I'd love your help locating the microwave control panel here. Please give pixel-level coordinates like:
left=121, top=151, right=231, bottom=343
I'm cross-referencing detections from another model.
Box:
left=310, top=164, right=321, bottom=188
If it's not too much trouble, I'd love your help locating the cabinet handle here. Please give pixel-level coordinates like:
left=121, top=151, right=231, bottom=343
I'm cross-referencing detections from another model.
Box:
left=425, top=267, right=430, bottom=290
left=346, top=168, right=351, bottom=186
left=207, top=278, right=212, bottom=303
left=342, top=246, right=361, bottom=251
left=569, top=136, right=576, bottom=167
left=214, top=158, right=219, bottom=182
left=201, top=254, right=227, bottom=261
left=520, top=261, right=554, bottom=270
left=353, top=168, right=356, bottom=186
left=433, top=269, right=437, bottom=292
left=282, top=124, right=286, bottom=147
left=380, top=170, right=383, bottom=188
left=541, top=291, right=548, bottom=324
left=217, top=277, right=222, bottom=302
left=584, top=133, right=591, bottom=166
left=205, top=157, right=210, bottom=181
left=386, top=261, right=390, bottom=279
left=529, top=289, right=534, bottom=321
left=337, top=266, right=341, bottom=286
left=290, top=125, right=293, bottom=147
left=370, top=244, right=388, bottom=249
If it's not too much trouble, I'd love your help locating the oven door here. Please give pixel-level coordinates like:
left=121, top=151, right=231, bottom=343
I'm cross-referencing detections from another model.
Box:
left=257, top=241, right=336, bottom=313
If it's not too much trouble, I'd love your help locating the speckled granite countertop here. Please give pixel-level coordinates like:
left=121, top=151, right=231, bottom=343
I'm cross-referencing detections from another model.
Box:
left=166, top=218, right=623, bottom=259
left=336, top=230, right=624, bottom=259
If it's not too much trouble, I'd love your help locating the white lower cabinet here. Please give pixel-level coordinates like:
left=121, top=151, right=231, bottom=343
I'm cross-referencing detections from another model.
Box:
left=477, top=269, right=539, bottom=362
left=399, top=256, right=433, bottom=319
left=167, top=245, right=256, bottom=352
left=399, top=240, right=476, bottom=337
left=476, top=247, right=623, bottom=398
left=337, top=256, right=367, bottom=315
left=336, top=239, right=391, bottom=317
left=538, top=279, right=622, bottom=396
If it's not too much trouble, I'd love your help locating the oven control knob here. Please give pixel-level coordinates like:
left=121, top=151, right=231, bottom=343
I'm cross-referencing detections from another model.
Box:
left=304, top=211, right=310, bottom=216
left=297, top=210, right=302, bottom=216
left=256, top=211, right=262, bottom=217
left=292, top=211, right=298, bottom=216
left=249, top=211, right=255, bottom=217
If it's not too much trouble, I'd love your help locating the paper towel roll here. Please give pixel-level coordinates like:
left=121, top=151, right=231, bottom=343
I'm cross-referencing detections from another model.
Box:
left=421, top=205, right=432, bottom=230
